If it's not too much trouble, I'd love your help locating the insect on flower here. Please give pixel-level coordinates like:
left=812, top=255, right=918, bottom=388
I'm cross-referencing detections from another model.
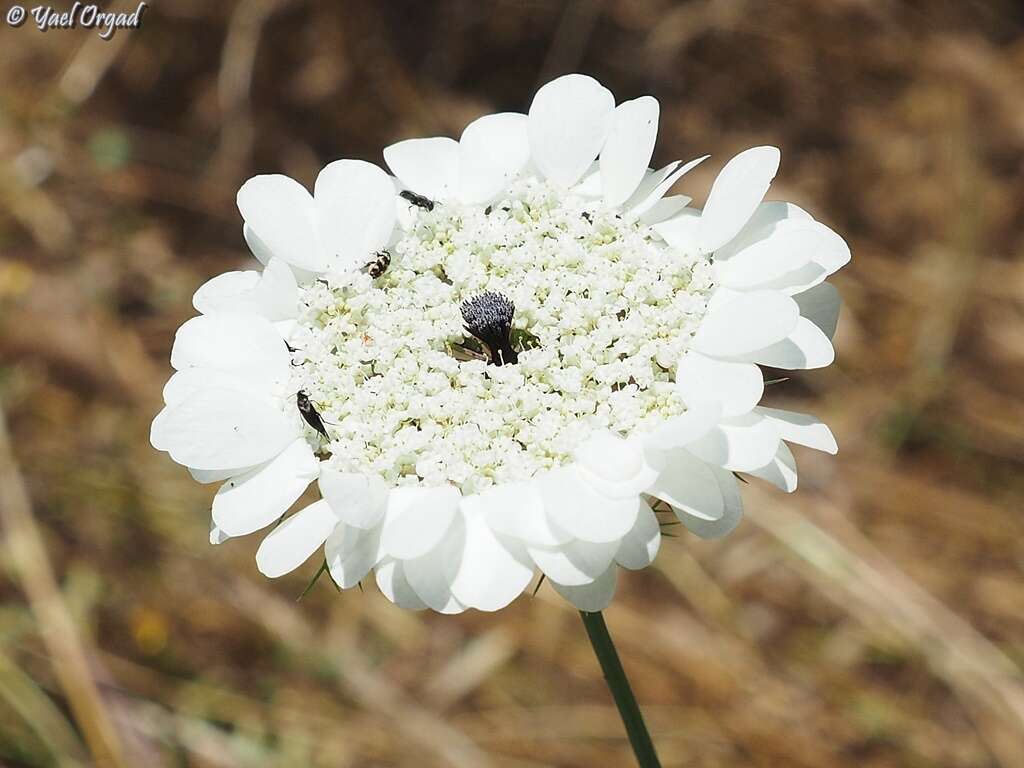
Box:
left=295, top=391, right=330, bottom=440
left=364, top=249, right=391, bottom=279
left=399, top=189, right=435, bottom=211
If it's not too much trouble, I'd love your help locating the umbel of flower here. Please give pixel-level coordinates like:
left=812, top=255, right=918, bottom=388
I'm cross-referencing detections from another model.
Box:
left=151, top=74, right=849, bottom=613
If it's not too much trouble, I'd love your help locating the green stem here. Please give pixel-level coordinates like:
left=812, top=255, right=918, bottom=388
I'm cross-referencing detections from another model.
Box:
left=579, top=610, right=662, bottom=768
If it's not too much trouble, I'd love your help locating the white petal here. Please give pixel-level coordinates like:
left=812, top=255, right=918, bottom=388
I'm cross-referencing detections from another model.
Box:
left=153, top=388, right=296, bottom=471
left=527, top=537, right=619, bottom=586
left=237, top=175, right=326, bottom=271
left=273, top=319, right=296, bottom=339
left=161, top=368, right=265, bottom=406
left=314, top=160, right=396, bottom=270
left=623, top=163, right=674, bottom=207
left=712, top=201, right=812, bottom=262
left=193, top=258, right=298, bottom=321
left=685, top=411, right=781, bottom=472
left=810, top=223, right=851, bottom=275
left=483, top=480, right=572, bottom=546
left=714, top=221, right=839, bottom=289
left=374, top=559, right=427, bottom=610
left=212, top=438, right=319, bottom=536
left=551, top=566, right=617, bottom=612
left=679, top=468, right=742, bottom=539
left=643, top=401, right=722, bottom=451
left=653, top=206, right=701, bottom=251
left=619, top=161, right=677, bottom=217
left=403, top=567, right=464, bottom=613
left=639, top=195, right=692, bottom=226
left=528, top=74, right=615, bottom=187
left=538, top=466, right=639, bottom=544
left=255, top=499, right=339, bottom=578
left=747, top=441, right=798, bottom=492
left=190, top=465, right=256, bottom=484
left=625, top=155, right=708, bottom=221
left=383, top=137, right=459, bottom=202
left=243, top=223, right=274, bottom=265
left=450, top=499, right=534, bottom=611
left=379, top=485, right=460, bottom=560
left=394, top=192, right=416, bottom=232
left=572, top=163, right=603, bottom=197
left=704, top=285, right=745, bottom=312
left=403, top=519, right=466, bottom=614
left=756, top=261, right=830, bottom=296
left=614, top=503, right=661, bottom=570
left=170, top=313, right=290, bottom=391
left=457, top=112, right=530, bottom=204
left=600, top=96, right=659, bottom=207
left=649, top=449, right=725, bottom=521
left=573, top=431, right=659, bottom=499
left=727, top=220, right=848, bottom=289
left=754, top=406, right=838, bottom=454
left=676, top=352, right=764, bottom=417
left=743, top=316, right=835, bottom=369
left=193, top=270, right=259, bottom=312
left=254, top=258, right=300, bottom=319
left=692, top=290, right=799, bottom=357
left=325, top=522, right=382, bottom=589
left=793, top=281, right=841, bottom=340
left=748, top=223, right=848, bottom=295
left=318, top=468, right=389, bottom=529
left=698, top=146, right=780, bottom=254
left=210, top=524, right=230, bottom=545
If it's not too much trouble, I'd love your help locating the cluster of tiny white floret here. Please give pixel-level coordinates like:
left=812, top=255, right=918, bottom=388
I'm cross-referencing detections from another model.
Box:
left=287, top=177, right=714, bottom=493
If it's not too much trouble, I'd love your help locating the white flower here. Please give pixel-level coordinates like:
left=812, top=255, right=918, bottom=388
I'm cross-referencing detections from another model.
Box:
left=151, top=73, right=849, bottom=614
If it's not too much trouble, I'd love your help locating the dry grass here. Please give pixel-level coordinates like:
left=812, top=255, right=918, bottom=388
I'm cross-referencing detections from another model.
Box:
left=2, top=1, right=1024, bottom=766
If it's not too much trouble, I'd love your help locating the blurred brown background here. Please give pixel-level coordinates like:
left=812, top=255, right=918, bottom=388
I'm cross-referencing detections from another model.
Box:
left=2, top=1, right=1024, bottom=766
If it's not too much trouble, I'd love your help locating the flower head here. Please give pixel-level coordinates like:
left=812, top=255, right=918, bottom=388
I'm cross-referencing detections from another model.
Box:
left=151, top=73, right=849, bottom=613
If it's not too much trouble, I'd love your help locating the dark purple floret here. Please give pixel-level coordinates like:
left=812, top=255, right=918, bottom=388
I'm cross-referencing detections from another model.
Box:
left=460, top=291, right=518, bottom=366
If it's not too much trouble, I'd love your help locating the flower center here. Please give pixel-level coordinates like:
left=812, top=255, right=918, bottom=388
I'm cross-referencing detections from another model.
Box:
left=287, top=176, right=714, bottom=493
left=460, top=291, right=518, bottom=366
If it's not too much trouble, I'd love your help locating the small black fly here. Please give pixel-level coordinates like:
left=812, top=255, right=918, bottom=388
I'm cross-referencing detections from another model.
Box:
left=296, top=391, right=329, bottom=439
left=399, top=189, right=435, bottom=211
